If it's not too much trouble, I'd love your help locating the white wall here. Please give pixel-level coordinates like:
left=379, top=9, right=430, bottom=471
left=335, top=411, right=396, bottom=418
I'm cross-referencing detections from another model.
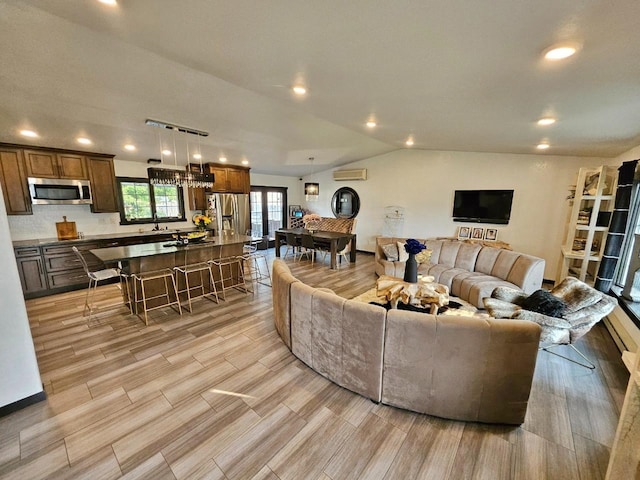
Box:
left=301, top=149, right=618, bottom=280
left=7, top=160, right=303, bottom=241
left=0, top=184, right=43, bottom=408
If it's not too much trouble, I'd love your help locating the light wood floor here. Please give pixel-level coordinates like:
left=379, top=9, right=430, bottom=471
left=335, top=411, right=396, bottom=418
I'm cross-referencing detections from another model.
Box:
left=0, top=250, right=629, bottom=479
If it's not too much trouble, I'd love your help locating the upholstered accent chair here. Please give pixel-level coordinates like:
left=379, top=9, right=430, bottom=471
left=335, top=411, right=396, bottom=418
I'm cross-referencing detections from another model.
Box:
left=483, top=276, right=617, bottom=369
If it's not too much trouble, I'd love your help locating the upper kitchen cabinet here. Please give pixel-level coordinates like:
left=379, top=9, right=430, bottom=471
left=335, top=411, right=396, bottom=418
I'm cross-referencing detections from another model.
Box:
left=0, top=147, right=32, bottom=215
left=88, top=156, right=119, bottom=213
left=206, top=163, right=250, bottom=193
left=24, top=150, right=88, bottom=180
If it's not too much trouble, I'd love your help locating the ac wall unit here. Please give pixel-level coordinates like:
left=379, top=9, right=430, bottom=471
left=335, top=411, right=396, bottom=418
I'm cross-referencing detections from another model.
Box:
left=332, top=168, right=367, bottom=181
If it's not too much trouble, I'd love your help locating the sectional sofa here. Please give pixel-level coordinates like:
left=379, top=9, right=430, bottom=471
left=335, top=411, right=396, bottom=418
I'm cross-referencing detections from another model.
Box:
left=272, top=259, right=541, bottom=424
left=375, top=237, right=545, bottom=307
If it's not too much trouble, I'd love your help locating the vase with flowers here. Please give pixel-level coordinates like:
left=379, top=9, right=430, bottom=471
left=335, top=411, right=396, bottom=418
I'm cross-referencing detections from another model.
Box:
left=192, top=213, right=212, bottom=232
left=404, top=238, right=427, bottom=283
left=302, top=213, right=322, bottom=233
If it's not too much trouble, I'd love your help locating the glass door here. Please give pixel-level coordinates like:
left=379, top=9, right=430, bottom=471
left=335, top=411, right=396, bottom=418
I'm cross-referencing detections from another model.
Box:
left=250, top=186, right=287, bottom=245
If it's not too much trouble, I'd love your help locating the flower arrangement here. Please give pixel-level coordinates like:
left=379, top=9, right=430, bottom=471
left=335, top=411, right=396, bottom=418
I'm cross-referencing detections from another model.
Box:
left=405, top=238, right=427, bottom=255
left=302, top=213, right=321, bottom=223
left=192, top=214, right=212, bottom=231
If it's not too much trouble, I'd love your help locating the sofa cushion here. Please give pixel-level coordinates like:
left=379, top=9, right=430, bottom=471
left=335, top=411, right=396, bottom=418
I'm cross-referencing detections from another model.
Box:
left=521, top=289, right=567, bottom=317
left=381, top=243, right=399, bottom=261
left=397, top=241, right=409, bottom=261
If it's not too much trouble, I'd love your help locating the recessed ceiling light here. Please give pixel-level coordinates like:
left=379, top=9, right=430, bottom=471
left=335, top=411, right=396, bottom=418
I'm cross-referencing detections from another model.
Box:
left=405, top=137, right=414, bottom=146
left=537, top=117, right=556, bottom=126
left=193, top=153, right=202, bottom=160
left=77, top=137, right=92, bottom=145
left=366, top=120, right=377, bottom=128
left=544, top=45, right=578, bottom=61
left=98, top=0, right=118, bottom=6
left=537, top=143, right=550, bottom=150
left=124, top=144, right=136, bottom=151
left=241, top=159, right=249, bottom=165
left=20, top=129, right=39, bottom=138
left=162, top=149, right=172, bottom=156
left=292, top=85, right=307, bottom=95
left=219, top=156, right=227, bottom=162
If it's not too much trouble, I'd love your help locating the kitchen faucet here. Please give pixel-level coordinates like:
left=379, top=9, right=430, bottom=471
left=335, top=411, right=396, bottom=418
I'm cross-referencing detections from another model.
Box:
left=152, top=214, right=160, bottom=231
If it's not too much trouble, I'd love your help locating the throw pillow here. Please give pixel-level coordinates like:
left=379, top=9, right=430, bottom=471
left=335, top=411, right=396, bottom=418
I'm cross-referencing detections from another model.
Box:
left=521, top=289, right=567, bottom=317
left=415, top=249, right=432, bottom=264
left=381, top=243, right=399, bottom=261
left=397, top=241, right=409, bottom=262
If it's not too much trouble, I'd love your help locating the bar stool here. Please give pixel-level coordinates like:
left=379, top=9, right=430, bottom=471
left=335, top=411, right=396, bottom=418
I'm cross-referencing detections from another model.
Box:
left=173, top=246, right=219, bottom=312
left=241, top=234, right=271, bottom=287
left=132, top=256, right=182, bottom=325
left=72, top=246, right=130, bottom=318
left=208, top=243, right=249, bottom=300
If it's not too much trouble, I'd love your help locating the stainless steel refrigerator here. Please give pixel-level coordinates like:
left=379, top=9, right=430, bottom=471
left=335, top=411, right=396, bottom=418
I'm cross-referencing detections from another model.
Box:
left=206, top=193, right=250, bottom=236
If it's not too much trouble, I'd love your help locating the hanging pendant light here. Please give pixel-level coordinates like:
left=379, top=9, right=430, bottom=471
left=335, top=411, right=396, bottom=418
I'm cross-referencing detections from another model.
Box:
left=147, top=122, right=215, bottom=188
left=305, top=157, right=319, bottom=201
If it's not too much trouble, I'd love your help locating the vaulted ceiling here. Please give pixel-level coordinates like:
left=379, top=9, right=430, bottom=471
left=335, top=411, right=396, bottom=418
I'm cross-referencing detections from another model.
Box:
left=1, top=1, right=639, bottom=176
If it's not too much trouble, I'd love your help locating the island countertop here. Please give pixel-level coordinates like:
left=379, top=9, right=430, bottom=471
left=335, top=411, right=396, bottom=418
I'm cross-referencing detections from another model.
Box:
left=90, top=234, right=250, bottom=264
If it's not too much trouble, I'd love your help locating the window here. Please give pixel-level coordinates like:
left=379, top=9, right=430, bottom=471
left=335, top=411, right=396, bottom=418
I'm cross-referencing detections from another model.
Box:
left=117, top=177, right=186, bottom=225
left=614, top=182, right=640, bottom=287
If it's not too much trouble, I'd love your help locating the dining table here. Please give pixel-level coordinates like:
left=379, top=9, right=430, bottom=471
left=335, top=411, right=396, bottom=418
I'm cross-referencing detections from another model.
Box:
left=274, top=228, right=356, bottom=269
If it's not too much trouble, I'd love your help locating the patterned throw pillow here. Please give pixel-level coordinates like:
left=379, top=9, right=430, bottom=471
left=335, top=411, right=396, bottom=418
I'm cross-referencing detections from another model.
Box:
left=381, top=243, right=399, bottom=261
left=415, top=249, right=432, bottom=264
left=397, top=241, right=409, bottom=262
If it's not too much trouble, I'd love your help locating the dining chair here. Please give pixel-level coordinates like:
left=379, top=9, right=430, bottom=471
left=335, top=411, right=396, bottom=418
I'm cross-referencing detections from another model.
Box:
left=72, top=246, right=130, bottom=318
left=298, top=234, right=316, bottom=265
left=284, top=232, right=300, bottom=260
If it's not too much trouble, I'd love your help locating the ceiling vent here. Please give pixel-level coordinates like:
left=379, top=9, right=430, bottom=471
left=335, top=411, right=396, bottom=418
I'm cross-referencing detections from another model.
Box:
left=332, top=168, right=367, bottom=181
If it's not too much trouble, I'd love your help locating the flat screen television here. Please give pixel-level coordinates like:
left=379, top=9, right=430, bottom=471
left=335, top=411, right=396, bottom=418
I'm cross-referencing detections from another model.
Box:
left=452, top=189, right=514, bottom=224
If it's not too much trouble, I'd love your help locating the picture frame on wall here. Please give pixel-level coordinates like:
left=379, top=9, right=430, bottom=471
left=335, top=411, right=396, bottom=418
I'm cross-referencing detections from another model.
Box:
left=458, top=226, right=470, bottom=239
left=471, top=227, right=485, bottom=239
left=288, top=205, right=302, bottom=217
left=484, top=228, right=498, bottom=241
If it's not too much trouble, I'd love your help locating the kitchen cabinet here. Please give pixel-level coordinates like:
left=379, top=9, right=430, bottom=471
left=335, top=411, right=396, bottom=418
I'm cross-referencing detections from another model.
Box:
left=206, top=163, right=250, bottom=193
left=42, top=242, right=101, bottom=290
left=186, top=163, right=208, bottom=211
left=0, top=147, right=32, bottom=215
left=88, top=156, right=119, bottom=213
left=15, top=247, right=47, bottom=294
left=24, top=150, right=88, bottom=180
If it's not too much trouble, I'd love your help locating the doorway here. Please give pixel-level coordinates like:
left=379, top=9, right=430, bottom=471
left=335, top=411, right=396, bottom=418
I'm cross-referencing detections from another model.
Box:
left=250, top=186, right=287, bottom=246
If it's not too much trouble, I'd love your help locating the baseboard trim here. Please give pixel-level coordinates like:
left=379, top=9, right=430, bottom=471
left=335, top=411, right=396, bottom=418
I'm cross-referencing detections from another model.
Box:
left=0, top=390, right=47, bottom=418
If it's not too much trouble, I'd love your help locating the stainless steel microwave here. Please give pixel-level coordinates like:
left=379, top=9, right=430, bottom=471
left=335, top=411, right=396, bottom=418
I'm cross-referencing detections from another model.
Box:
left=27, top=177, right=93, bottom=205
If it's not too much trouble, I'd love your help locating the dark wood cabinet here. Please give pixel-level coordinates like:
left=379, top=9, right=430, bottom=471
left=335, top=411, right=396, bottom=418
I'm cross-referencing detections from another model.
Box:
left=0, top=147, right=32, bottom=215
left=15, top=247, right=47, bottom=294
left=88, top=156, right=118, bottom=213
left=186, top=163, right=208, bottom=211
left=206, top=163, right=250, bottom=193
left=24, top=150, right=88, bottom=179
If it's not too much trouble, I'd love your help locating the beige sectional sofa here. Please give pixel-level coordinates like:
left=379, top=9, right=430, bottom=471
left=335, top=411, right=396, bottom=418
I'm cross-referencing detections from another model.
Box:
left=375, top=237, right=545, bottom=308
left=272, top=259, right=541, bottom=425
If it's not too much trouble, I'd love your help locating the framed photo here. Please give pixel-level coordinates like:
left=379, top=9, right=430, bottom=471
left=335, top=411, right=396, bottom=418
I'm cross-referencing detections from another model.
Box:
left=471, top=227, right=485, bottom=239
left=289, top=205, right=301, bottom=217
left=484, top=228, right=498, bottom=241
left=457, top=226, right=470, bottom=239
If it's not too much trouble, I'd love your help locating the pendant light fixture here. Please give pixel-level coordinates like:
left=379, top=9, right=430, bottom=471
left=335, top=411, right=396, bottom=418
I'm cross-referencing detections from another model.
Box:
left=305, top=156, right=319, bottom=201
left=146, top=120, right=215, bottom=188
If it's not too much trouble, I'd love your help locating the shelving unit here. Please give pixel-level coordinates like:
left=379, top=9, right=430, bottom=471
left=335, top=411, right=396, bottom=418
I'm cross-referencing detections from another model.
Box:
left=559, top=165, right=617, bottom=284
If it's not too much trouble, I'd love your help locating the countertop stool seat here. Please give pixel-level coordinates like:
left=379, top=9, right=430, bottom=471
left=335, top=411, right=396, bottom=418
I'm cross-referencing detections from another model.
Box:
left=241, top=236, right=271, bottom=288
left=72, top=246, right=130, bottom=319
left=208, top=244, right=249, bottom=300
left=132, top=268, right=182, bottom=325
left=173, top=249, right=219, bottom=312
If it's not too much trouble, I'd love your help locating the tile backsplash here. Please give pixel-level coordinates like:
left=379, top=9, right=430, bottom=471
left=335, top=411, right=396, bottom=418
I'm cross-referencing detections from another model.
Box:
left=7, top=205, right=194, bottom=241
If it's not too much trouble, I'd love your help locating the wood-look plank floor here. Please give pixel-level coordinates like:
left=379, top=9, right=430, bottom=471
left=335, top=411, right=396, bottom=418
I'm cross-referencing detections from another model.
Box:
left=0, top=250, right=628, bottom=479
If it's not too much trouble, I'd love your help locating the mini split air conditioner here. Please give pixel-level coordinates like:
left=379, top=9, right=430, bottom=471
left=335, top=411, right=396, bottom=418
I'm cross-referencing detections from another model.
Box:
left=332, top=168, right=367, bottom=181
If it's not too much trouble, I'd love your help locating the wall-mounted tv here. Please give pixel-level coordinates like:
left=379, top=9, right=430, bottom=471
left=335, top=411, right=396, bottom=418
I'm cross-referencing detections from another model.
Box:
left=452, top=189, right=514, bottom=224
